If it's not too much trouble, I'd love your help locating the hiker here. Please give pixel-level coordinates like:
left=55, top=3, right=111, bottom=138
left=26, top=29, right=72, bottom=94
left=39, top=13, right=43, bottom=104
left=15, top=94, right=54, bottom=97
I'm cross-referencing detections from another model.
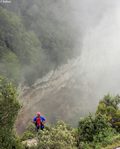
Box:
left=33, top=112, right=46, bottom=131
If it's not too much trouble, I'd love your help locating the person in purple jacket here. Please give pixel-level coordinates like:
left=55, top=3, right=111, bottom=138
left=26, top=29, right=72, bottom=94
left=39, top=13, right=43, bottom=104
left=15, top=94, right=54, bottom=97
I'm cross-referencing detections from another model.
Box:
left=33, top=112, right=46, bottom=131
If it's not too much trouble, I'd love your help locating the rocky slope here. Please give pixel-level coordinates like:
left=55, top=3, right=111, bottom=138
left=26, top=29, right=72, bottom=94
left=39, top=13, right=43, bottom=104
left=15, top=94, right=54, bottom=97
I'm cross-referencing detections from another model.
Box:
left=16, top=56, right=97, bottom=134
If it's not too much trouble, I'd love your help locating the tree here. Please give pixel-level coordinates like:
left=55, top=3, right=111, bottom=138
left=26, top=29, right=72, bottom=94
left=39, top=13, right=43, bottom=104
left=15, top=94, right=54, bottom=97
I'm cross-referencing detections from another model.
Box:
left=0, top=6, right=48, bottom=84
left=96, top=94, right=120, bottom=132
left=0, top=76, right=23, bottom=149
left=78, top=114, right=116, bottom=149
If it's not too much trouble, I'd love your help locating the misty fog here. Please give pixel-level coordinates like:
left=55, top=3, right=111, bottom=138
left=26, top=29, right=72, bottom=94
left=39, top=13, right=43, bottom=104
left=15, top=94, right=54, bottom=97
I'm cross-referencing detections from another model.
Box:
left=19, top=0, right=120, bottom=122
left=1, top=0, right=120, bottom=130
left=73, top=0, right=120, bottom=100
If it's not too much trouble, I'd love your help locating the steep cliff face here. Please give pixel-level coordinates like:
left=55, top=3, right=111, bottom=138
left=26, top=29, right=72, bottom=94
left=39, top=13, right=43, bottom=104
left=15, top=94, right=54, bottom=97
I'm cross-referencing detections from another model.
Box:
left=16, top=57, right=97, bottom=134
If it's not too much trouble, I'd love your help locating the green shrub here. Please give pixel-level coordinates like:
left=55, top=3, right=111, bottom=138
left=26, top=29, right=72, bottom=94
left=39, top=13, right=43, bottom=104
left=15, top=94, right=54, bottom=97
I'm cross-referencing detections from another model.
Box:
left=36, top=121, right=77, bottom=149
left=21, top=123, right=36, bottom=141
left=77, top=94, right=120, bottom=149
left=21, top=131, right=35, bottom=141
left=78, top=114, right=116, bottom=149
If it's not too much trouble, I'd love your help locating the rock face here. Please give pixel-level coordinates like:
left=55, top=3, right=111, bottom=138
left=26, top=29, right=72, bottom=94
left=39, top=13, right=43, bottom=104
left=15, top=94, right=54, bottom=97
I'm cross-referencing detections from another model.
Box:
left=16, top=57, right=97, bottom=134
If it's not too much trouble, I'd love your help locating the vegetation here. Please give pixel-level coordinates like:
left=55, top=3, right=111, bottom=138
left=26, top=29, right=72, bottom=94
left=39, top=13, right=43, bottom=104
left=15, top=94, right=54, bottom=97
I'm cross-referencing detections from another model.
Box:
left=37, top=122, right=77, bottom=149
left=0, top=6, right=49, bottom=85
left=96, top=94, right=120, bottom=132
left=0, top=76, right=120, bottom=149
left=0, top=1, right=78, bottom=85
left=101, top=135, right=120, bottom=149
left=20, top=94, right=120, bottom=149
left=22, top=121, right=77, bottom=149
left=77, top=94, right=120, bottom=149
left=1, top=2, right=120, bottom=149
left=78, top=114, right=116, bottom=148
left=0, top=76, right=23, bottom=149
left=7, top=0, right=77, bottom=63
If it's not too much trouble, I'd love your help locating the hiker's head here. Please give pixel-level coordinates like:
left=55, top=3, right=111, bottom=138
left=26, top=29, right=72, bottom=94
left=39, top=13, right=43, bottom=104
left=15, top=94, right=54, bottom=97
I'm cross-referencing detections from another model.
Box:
left=37, top=112, right=40, bottom=117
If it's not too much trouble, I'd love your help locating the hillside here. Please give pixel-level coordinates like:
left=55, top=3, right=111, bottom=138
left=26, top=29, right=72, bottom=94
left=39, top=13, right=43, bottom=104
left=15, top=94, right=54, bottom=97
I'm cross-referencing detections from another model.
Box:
left=16, top=57, right=98, bottom=133
left=0, top=6, right=46, bottom=84
left=0, top=0, right=78, bottom=85
left=0, top=77, right=120, bottom=149
left=1, top=1, right=120, bottom=149
left=20, top=93, right=120, bottom=149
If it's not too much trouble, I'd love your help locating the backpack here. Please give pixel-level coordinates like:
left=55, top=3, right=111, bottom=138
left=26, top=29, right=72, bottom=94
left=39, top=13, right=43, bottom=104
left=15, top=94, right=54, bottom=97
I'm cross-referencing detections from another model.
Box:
left=36, top=117, right=41, bottom=126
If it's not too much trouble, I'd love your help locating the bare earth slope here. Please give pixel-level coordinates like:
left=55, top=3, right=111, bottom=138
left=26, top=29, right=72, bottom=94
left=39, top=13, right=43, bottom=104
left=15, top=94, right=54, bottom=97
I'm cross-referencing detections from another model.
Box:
left=16, top=57, right=97, bottom=134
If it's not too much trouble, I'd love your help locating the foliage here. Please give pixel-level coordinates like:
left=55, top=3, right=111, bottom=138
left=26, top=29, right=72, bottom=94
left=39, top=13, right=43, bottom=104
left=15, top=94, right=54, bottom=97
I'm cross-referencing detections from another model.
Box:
left=101, top=135, right=120, bottom=149
left=20, top=94, right=120, bottom=149
left=77, top=94, right=120, bottom=149
left=96, top=94, right=120, bottom=132
left=37, top=121, right=77, bottom=149
left=22, top=121, right=77, bottom=149
left=8, top=0, right=77, bottom=64
left=21, top=123, right=36, bottom=141
left=78, top=114, right=117, bottom=148
left=0, top=51, right=21, bottom=83
left=0, top=76, right=23, bottom=149
left=78, top=114, right=114, bottom=142
left=0, top=76, right=119, bottom=149
left=0, top=6, right=49, bottom=85
left=0, top=2, right=78, bottom=85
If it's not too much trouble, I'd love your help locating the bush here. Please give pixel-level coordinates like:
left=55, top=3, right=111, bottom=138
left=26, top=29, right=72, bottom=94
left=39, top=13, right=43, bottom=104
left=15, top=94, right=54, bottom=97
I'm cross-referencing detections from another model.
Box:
left=77, top=94, right=120, bottom=149
left=21, top=123, right=36, bottom=141
left=78, top=114, right=116, bottom=149
left=36, top=121, right=77, bottom=149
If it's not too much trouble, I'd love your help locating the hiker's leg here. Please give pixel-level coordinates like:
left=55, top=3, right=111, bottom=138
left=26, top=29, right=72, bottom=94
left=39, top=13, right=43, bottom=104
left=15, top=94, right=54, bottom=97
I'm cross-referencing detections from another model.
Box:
left=35, top=123, right=38, bottom=132
left=41, top=123, right=44, bottom=130
left=37, top=125, right=41, bottom=132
